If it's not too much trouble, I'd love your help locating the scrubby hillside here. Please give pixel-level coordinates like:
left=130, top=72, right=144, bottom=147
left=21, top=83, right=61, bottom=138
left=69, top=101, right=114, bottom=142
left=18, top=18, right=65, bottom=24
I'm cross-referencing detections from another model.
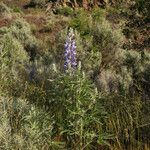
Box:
left=0, top=0, right=149, bottom=149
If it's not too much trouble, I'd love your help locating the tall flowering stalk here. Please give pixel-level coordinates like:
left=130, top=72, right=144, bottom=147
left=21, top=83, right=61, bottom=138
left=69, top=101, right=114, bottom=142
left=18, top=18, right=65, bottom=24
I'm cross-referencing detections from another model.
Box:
left=64, top=28, right=77, bottom=70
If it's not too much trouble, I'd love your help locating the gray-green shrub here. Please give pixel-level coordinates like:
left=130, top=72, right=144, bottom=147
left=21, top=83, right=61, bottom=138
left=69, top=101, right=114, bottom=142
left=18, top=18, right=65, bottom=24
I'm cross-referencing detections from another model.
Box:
left=0, top=2, right=12, bottom=17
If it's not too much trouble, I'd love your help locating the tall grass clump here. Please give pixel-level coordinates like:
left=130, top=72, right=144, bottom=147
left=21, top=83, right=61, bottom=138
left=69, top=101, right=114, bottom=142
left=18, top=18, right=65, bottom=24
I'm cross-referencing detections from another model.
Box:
left=103, top=93, right=144, bottom=150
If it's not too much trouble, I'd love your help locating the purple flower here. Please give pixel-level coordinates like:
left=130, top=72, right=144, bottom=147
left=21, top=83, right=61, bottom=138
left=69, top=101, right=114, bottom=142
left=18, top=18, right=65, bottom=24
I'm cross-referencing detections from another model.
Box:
left=64, top=28, right=77, bottom=70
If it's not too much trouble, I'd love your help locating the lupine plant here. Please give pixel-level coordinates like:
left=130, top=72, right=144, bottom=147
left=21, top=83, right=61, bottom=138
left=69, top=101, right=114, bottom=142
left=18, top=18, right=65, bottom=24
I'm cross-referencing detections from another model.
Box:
left=41, top=30, right=111, bottom=149
left=64, top=28, right=77, bottom=70
left=45, top=66, right=110, bottom=149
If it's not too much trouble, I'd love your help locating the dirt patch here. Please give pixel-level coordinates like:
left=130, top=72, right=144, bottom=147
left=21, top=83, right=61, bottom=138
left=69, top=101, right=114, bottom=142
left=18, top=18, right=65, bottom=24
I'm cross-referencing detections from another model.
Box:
left=24, top=13, right=68, bottom=43
left=24, top=14, right=47, bottom=29
left=0, top=17, right=13, bottom=27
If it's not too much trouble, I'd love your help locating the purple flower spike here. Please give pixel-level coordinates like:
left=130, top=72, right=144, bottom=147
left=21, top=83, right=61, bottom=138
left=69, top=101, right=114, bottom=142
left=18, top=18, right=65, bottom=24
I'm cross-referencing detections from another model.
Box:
left=64, top=28, right=77, bottom=70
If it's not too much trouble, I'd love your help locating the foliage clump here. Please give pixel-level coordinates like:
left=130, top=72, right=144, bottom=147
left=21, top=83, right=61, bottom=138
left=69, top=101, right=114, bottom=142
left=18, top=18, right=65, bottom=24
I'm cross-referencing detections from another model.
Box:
left=6, top=18, right=39, bottom=61
left=0, top=2, right=11, bottom=17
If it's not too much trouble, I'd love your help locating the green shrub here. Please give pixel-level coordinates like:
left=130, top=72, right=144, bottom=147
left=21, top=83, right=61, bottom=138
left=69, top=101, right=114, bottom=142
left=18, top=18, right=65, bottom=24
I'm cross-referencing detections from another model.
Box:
left=69, top=9, right=93, bottom=36
left=12, top=6, right=22, bottom=13
left=56, top=6, right=74, bottom=16
left=92, top=8, right=106, bottom=22
left=42, top=20, right=54, bottom=32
